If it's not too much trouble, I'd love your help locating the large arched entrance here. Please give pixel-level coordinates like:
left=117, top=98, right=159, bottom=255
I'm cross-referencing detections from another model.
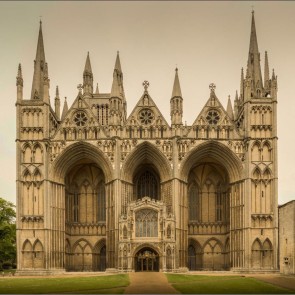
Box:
left=135, top=247, right=159, bottom=272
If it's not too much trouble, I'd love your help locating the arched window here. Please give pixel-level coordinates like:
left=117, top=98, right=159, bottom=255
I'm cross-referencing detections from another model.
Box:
left=97, top=182, right=106, bottom=222
left=189, top=184, right=199, bottom=221
left=135, top=209, right=158, bottom=237
left=135, top=170, right=159, bottom=200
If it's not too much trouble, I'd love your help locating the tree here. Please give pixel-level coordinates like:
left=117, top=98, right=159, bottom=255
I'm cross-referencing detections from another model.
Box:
left=0, top=198, right=16, bottom=269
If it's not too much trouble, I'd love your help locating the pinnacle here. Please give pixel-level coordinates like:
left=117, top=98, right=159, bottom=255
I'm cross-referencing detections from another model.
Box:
left=61, top=97, right=68, bottom=120
left=84, top=52, right=92, bottom=73
left=226, top=95, right=234, bottom=120
left=171, top=67, right=182, bottom=98
left=114, top=51, right=122, bottom=72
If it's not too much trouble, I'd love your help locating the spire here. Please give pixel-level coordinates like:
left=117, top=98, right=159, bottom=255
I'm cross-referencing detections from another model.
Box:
left=240, top=67, right=244, bottom=100
left=110, top=70, right=121, bottom=98
left=226, top=95, right=234, bottom=120
left=83, top=52, right=93, bottom=95
left=84, top=51, right=92, bottom=73
left=55, top=86, right=60, bottom=120
left=61, top=97, right=68, bottom=120
left=16, top=63, right=23, bottom=101
left=95, top=83, right=99, bottom=94
left=31, top=20, right=46, bottom=100
left=114, top=51, right=122, bottom=73
left=246, top=10, right=263, bottom=94
left=16, top=63, right=23, bottom=87
left=264, top=51, right=270, bottom=87
left=171, top=68, right=182, bottom=98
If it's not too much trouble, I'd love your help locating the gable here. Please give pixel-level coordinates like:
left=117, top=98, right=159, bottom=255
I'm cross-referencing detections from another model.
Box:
left=126, top=91, right=170, bottom=128
left=51, top=93, right=107, bottom=140
left=186, top=91, right=238, bottom=137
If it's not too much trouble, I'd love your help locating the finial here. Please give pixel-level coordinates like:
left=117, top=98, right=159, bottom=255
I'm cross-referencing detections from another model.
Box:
left=209, top=83, right=216, bottom=93
left=175, top=67, right=178, bottom=72
left=251, top=6, right=254, bottom=14
left=77, top=84, right=83, bottom=93
left=39, top=16, right=42, bottom=25
left=56, top=85, right=59, bottom=96
left=143, top=80, right=150, bottom=91
left=65, top=96, right=67, bottom=101
left=117, top=50, right=119, bottom=55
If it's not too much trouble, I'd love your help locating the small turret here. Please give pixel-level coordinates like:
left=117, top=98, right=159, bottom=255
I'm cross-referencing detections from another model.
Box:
left=54, top=86, right=60, bottom=120
left=16, top=63, right=23, bottom=101
left=83, top=52, right=93, bottom=96
left=170, top=68, right=183, bottom=126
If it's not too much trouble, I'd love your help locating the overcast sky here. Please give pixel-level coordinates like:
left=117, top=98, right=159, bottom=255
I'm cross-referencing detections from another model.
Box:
left=1, top=1, right=294, bottom=205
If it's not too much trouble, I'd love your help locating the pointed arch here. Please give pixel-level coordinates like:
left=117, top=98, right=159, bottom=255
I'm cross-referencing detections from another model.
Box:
left=93, top=239, right=106, bottom=271
left=22, top=239, right=33, bottom=251
left=33, top=168, right=42, bottom=182
left=33, top=239, right=43, bottom=251
left=262, top=168, right=272, bottom=179
left=120, top=141, right=172, bottom=182
left=33, top=143, right=43, bottom=163
left=251, top=238, right=262, bottom=268
left=188, top=238, right=203, bottom=270
left=51, top=141, right=113, bottom=183
left=263, top=238, right=273, bottom=250
left=180, top=141, right=243, bottom=183
left=22, top=143, right=32, bottom=163
left=23, top=169, right=32, bottom=182
left=262, top=141, right=272, bottom=161
left=253, top=167, right=262, bottom=179
left=251, top=141, right=261, bottom=162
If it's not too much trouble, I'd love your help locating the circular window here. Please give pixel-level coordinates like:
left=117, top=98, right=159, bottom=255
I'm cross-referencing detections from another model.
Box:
left=206, top=110, right=220, bottom=124
left=139, top=109, right=154, bottom=125
left=74, top=112, right=88, bottom=126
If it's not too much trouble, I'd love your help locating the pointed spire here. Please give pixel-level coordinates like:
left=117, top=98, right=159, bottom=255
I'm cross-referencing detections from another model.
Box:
left=110, top=71, right=121, bottom=98
left=61, top=97, right=68, bottom=120
left=264, top=51, right=270, bottom=88
left=246, top=10, right=263, bottom=93
left=114, top=51, right=122, bottom=73
left=171, top=68, right=182, bottom=98
left=55, top=86, right=61, bottom=120
left=31, top=21, right=47, bottom=100
left=84, top=51, right=92, bottom=73
left=240, top=67, right=244, bottom=100
left=95, top=83, right=99, bottom=94
left=226, top=95, right=234, bottom=120
left=16, top=63, right=23, bottom=101
left=16, top=63, right=23, bottom=86
left=83, top=52, right=93, bottom=95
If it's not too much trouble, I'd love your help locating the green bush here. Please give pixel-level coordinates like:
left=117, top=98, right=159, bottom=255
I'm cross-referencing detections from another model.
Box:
left=2, top=261, right=12, bottom=269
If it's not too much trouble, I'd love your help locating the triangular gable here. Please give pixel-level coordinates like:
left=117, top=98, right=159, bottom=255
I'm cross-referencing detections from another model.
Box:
left=186, top=91, right=238, bottom=137
left=52, top=92, right=107, bottom=140
left=126, top=91, right=170, bottom=128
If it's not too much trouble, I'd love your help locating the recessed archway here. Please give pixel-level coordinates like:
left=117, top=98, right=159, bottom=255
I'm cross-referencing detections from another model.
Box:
left=134, top=247, right=160, bottom=272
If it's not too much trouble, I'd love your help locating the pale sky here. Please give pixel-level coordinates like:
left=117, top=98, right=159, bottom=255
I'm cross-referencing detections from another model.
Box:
left=1, top=1, right=294, bottom=205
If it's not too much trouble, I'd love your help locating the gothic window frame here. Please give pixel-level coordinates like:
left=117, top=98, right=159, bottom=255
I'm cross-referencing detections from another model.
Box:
left=138, top=108, right=154, bottom=125
left=206, top=109, right=220, bottom=125
left=188, top=182, right=199, bottom=222
left=73, top=111, right=88, bottom=127
left=135, top=209, right=158, bottom=237
left=134, top=169, right=160, bottom=200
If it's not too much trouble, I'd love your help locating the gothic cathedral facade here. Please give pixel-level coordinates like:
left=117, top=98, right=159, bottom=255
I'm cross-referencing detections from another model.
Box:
left=16, top=12, right=278, bottom=274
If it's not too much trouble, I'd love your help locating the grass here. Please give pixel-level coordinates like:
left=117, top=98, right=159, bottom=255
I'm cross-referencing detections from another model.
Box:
left=166, top=274, right=294, bottom=294
left=0, top=274, right=129, bottom=294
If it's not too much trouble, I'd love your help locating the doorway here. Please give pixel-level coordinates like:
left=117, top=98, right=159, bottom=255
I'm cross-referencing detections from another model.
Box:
left=135, top=248, right=159, bottom=272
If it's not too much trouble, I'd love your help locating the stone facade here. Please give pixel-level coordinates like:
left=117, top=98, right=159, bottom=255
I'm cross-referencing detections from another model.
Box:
left=279, top=201, right=295, bottom=275
left=16, top=12, right=279, bottom=274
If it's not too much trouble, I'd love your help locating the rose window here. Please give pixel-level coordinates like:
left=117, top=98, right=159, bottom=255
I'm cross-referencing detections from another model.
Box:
left=206, top=110, right=220, bottom=124
left=139, top=109, right=154, bottom=125
left=74, top=112, right=88, bottom=126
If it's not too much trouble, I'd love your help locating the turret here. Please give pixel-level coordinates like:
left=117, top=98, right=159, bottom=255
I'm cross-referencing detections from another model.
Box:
left=31, top=21, right=47, bottom=101
left=54, top=86, right=60, bottom=120
left=16, top=63, right=23, bottom=101
left=83, top=52, right=93, bottom=96
left=170, top=68, right=183, bottom=126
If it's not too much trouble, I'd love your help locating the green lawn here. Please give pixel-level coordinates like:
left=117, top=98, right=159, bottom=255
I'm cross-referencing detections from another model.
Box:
left=0, top=274, right=129, bottom=294
left=166, top=274, right=294, bottom=294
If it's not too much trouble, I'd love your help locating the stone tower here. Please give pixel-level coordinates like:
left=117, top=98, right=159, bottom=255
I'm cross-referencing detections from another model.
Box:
left=16, top=12, right=278, bottom=275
